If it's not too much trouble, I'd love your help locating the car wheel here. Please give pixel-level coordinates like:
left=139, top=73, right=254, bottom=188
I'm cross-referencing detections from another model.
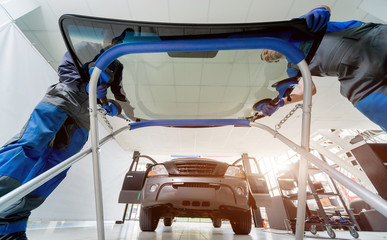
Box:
left=164, top=217, right=173, bottom=227
left=139, top=207, right=159, bottom=231
left=349, top=226, right=359, bottom=239
left=212, top=218, right=222, bottom=228
left=326, top=227, right=336, bottom=239
left=230, top=210, right=252, bottom=235
left=310, top=225, right=317, bottom=235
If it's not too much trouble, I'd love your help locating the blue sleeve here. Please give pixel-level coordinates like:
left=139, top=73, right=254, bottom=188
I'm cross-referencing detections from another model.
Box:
left=326, top=20, right=363, bottom=33
left=286, top=65, right=299, bottom=77
left=57, top=52, right=83, bottom=85
left=285, top=20, right=363, bottom=77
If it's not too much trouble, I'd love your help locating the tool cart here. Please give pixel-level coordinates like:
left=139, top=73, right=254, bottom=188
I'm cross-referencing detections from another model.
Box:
left=277, top=163, right=360, bottom=239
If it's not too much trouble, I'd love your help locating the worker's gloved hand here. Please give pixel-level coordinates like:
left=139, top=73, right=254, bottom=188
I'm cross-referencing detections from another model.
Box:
left=86, top=67, right=111, bottom=98
left=302, top=7, right=330, bottom=32
left=259, top=99, right=285, bottom=116
left=86, top=83, right=108, bottom=99
left=115, top=99, right=136, bottom=121
left=102, top=102, right=120, bottom=116
left=89, top=67, right=111, bottom=85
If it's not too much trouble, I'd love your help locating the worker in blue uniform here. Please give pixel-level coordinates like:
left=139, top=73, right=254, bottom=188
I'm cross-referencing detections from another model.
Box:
left=259, top=5, right=387, bottom=132
left=0, top=37, right=131, bottom=239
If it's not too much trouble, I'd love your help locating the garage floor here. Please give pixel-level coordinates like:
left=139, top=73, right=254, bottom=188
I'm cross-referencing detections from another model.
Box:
left=26, top=220, right=387, bottom=240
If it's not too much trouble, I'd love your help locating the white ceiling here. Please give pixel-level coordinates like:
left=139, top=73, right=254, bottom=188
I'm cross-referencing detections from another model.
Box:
left=6, top=0, right=386, bottom=157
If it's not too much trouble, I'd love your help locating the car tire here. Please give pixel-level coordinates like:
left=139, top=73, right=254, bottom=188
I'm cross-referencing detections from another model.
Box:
left=230, top=210, right=252, bottom=235
left=139, top=207, right=159, bottom=231
left=212, top=218, right=222, bottom=228
left=164, top=217, right=173, bottom=227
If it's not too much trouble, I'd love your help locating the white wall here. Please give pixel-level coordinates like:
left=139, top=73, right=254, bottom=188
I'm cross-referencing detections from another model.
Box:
left=0, top=5, right=56, bottom=146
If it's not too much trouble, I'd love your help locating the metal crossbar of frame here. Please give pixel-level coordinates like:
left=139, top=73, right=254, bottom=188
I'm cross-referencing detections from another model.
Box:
left=1, top=37, right=386, bottom=240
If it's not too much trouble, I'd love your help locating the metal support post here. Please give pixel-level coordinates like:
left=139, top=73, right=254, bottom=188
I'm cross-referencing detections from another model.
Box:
left=295, top=60, right=313, bottom=240
left=89, top=67, right=106, bottom=240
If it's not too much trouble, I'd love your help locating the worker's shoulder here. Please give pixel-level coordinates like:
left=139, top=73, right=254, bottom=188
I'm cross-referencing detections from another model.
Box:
left=326, top=20, right=364, bottom=33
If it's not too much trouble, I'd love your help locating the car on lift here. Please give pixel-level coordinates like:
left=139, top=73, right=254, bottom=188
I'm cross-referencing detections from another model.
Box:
left=117, top=152, right=271, bottom=235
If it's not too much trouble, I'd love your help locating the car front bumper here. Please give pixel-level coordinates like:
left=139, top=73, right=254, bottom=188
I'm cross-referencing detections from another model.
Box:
left=141, top=176, right=250, bottom=213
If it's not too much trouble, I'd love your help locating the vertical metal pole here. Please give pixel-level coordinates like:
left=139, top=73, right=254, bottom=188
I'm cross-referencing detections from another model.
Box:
left=295, top=60, right=313, bottom=240
left=89, top=68, right=106, bottom=240
left=128, top=204, right=134, bottom=220
left=120, top=204, right=129, bottom=222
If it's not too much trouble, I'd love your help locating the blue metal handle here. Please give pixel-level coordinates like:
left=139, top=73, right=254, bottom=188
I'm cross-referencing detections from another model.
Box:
left=95, top=37, right=305, bottom=71
left=129, top=119, right=250, bottom=130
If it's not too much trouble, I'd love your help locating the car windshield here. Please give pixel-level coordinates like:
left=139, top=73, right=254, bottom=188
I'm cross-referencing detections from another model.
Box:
left=59, top=15, right=318, bottom=120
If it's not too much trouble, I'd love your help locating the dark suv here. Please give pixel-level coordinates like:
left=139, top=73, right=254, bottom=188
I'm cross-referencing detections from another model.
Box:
left=117, top=153, right=270, bottom=235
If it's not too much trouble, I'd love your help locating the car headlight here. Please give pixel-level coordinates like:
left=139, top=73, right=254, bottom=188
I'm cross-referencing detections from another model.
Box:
left=148, top=165, right=168, bottom=176
left=224, top=166, right=246, bottom=178
left=235, top=186, right=245, bottom=195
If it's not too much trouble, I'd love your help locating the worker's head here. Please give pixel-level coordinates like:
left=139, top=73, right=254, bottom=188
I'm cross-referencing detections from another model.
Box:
left=260, top=49, right=284, bottom=63
left=102, top=28, right=134, bottom=48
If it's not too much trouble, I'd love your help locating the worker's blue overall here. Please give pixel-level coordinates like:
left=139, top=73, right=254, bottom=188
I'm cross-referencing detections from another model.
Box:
left=289, top=21, right=387, bottom=131
left=0, top=52, right=91, bottom=237
left=0, top=45, right=125, bottom=237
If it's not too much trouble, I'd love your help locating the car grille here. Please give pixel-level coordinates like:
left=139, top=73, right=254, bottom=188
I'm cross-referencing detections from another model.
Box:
left=182, top=183, right=212, bottom=188
left=175, top=162, right=217, bottom=176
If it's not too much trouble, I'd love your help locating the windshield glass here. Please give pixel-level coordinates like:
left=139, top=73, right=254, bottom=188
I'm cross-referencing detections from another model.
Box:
left=59, top=15, right=317, bottom=120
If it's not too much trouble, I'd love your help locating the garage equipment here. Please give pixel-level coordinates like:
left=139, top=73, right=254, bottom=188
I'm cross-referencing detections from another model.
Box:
left=1, top=15, right=387, bottom=240
left=277, top=161, right=359, bottom=238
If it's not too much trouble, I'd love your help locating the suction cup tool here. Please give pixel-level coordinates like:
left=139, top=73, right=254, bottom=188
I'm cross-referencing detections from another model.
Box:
left=252, top=98, right=272, bottom=111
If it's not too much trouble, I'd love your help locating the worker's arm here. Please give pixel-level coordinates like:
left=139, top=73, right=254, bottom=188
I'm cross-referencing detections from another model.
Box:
left=302, top=5, right=331, bottom=32
left=282, top=5, right=327, bottom=103
left=284, top=78, right=317, bottom=105
left=283, top=5, right=328, bottom=103
left=256, top=5, right=328, bottom=116
left=260, top=5, right=331, bottom=62
left=313, top=5, right=331, bottom=12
